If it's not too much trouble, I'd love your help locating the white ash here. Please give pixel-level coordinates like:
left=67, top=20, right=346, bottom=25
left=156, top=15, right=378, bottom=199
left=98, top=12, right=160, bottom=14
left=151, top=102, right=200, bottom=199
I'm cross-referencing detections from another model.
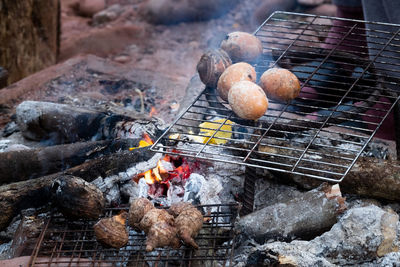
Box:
left=137, top=178, right=149, bottom=199
left=120, top=181, right=140, bottom=203
left=375, top=252, right=400, bottom=266
left=0, top=241, right=11, bottom=260
left=254, top=179, right=304, bottom=210
left=171, top=141, right=244, bottom=164
left=106, top=184, right=121, bottom=206
left=183, top=173, right=224, bottom=206
left=201, top=158, right=246, bottom=204
left=0, top=139, right=11, bottom=152
left=91, top=154, right=162, bottom=205
left=183, top=173, right=207, bottom=203
left=167, top=183, right=185, bottom=205
left=0, top=139, right=31, bottom=152
left=110, top=120, right=161, bottom=140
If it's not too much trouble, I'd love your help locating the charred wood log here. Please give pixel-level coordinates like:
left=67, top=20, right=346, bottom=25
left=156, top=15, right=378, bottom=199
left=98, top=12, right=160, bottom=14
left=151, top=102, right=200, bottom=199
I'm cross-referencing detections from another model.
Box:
left=284, top=157, right=400, bottom=202
left=0, top=138, right=139, bottom=185
left=235, top=184, right=346, bottom=243
left=0, top=147, right=153, bottom=231
left=16, top=101, right=163, bottom=144
left=253, top=137, right=400, bottom=202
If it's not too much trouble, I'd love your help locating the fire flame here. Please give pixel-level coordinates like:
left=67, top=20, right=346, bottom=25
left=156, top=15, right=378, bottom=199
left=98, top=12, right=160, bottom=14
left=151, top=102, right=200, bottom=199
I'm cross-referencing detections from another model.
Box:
left=149, top=107, right=157, bottom=117
left=129, top=133, right=154, bottom=151
left=135, top=154, right=192, bottom=195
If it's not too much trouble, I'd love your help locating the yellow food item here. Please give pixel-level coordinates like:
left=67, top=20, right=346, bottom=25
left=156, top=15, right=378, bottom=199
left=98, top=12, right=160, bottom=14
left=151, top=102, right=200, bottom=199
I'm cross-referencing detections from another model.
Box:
left=199, top=119, right=234, bottom=145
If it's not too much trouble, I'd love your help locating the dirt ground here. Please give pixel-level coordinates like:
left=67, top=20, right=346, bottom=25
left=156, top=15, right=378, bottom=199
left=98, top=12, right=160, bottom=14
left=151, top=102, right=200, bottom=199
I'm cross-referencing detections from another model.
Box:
left=0, top=0, right=268, bottom=130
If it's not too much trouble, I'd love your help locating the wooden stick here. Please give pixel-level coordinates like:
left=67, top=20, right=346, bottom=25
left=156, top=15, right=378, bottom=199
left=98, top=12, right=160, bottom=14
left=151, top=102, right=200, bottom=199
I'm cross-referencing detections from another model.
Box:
left=16, top=100, right=162, bottom=144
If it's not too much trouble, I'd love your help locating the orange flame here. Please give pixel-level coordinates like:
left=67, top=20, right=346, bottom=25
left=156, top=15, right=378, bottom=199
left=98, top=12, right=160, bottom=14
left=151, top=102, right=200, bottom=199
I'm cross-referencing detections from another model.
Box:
left=149, top=107, right=157, bottom=117
left=143, top=133, right=154, bottom=145
left=129, top=133, right=154, bottom=151
left=134, top=154, right=191, bottom=189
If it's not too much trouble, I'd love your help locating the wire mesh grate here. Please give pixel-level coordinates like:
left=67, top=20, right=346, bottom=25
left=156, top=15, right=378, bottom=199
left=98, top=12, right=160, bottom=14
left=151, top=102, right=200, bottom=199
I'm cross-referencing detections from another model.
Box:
left=29, top=204, right=237, bottom=267
left=151, top=11, right=400, bottom=182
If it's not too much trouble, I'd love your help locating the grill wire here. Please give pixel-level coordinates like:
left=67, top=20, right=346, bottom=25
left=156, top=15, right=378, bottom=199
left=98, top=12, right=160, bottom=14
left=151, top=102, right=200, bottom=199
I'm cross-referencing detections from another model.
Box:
left=29, top=204, right=237, bottom=267
left=151, top=11, right=400, bottom=182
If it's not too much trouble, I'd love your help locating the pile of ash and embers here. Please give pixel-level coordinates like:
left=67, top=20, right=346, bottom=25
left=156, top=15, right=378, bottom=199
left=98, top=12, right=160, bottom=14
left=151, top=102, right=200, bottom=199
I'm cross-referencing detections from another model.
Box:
left=0, top=98, right=240, bottom=266
left=0, top=87, right=400, bottom=266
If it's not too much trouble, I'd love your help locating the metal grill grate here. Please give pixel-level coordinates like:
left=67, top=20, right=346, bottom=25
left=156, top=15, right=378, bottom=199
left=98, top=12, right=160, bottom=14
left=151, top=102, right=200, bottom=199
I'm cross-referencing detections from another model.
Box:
left=151, top=11, right=400, bottom=182
left=29, top=204, right=237, bottom=267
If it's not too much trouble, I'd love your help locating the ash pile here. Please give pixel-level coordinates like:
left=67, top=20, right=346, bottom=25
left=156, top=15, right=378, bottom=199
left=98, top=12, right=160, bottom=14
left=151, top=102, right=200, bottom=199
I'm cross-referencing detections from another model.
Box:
left=0, top=89, right=399, bottom=267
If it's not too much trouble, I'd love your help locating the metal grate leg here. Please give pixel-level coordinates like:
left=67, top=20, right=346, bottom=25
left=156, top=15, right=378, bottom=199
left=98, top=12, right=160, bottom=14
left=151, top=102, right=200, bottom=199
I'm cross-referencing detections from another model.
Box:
left=394, top=101, right=400, bottom=160
left=241, top=166, right=258, bottom=216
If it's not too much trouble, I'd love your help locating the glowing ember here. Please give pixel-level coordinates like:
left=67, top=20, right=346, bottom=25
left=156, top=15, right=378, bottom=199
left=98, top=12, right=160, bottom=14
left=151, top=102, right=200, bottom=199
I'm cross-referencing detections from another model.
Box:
left=134, top=154, right=195, bottom=198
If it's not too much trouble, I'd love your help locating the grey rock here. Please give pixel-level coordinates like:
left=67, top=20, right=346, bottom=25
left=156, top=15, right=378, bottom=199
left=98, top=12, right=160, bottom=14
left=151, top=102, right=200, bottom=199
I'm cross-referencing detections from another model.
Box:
left=247, top=241, right=335, bottom=267
left=142, top=0, right=240, bottom=24
left=249, top=205, right=399, bottom=266
left=309, top=205, right=399, bottom=265
left=376, top=252, right=400, bottom=266
left=93, top=4, right=123, bottom=25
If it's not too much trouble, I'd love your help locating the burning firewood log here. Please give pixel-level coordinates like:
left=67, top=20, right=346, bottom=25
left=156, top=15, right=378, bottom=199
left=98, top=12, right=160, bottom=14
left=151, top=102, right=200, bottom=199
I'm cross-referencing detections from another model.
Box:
left=283, top=156, right=400, bottom=202
left=0, top=138, right=140, bottom=185
left=236, top=184, right=346, bottom=243
left=16, top=101, right=162, bottom=144
left=0, top=147, right=152, bottom=231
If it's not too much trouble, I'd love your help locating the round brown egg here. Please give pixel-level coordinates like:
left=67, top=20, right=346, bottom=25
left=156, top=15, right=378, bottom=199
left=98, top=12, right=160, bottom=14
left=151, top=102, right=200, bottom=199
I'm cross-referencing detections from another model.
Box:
left=259, top=68, right=301, bottom=102
left=228, top=81, right=268, bottom=120
left=220, top=31, right=263, bottom=63
left=196, top=49, right=232, bottom=88
left=217, top=62, right=256, bottom=101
